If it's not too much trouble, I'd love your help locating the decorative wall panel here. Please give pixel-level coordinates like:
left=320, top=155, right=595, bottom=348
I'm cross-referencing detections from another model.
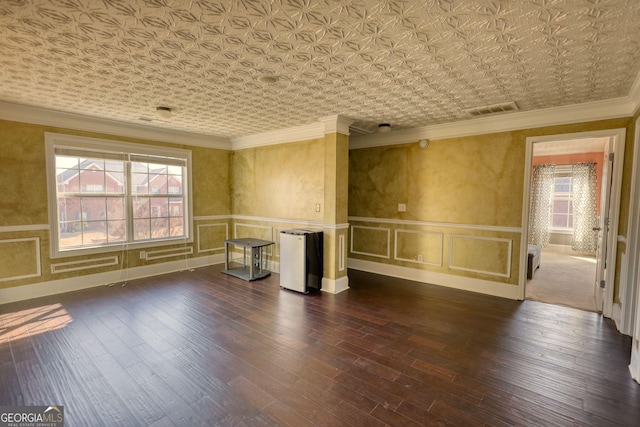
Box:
left=145, top=246, right=194, bottom=261
left=449, top=235, right=513, bottom=278
left=0, top=238, right=41, bottom=282
left=350, top=226, right=390, bottom=259
left=394, top=230, right=444, bottom=266
left=51, top=256, right=118, bottom=274
left=197, top=223, right=228, bottom=253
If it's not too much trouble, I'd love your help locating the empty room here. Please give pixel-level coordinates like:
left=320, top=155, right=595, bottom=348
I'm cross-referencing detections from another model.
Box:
left=2, top=1, right=640, bottom=426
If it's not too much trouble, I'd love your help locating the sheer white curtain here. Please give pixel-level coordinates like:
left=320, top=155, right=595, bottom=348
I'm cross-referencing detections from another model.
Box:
left=572, top=162, right=598, bottom=253
left=529, top=164, right=555, bottom=247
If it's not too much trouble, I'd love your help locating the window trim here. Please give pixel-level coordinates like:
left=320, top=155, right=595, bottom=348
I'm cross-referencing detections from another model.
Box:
left=45, top=132, right=193, bottom=258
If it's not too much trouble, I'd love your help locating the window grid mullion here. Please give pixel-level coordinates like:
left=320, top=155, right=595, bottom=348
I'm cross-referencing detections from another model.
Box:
left=125, top=159, right=135, bottom=244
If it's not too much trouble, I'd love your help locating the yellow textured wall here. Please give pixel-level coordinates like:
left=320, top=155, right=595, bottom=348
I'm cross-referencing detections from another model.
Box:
left=231, top=138, right=324, bottom=221
left=348, top=118, right=633, bottom=287
left=349, top=132, right=523, bottom=226
left=0, top=121, right=50, bottom=226
left=0, top=119, right=231, bottom=289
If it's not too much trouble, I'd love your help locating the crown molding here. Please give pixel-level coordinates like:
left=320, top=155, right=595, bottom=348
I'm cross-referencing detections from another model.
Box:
left=319, top=115, right=355, bottom=135
left=230, top=121, right=326, bottom=150
left=0, top=102, right=231, bottom=150
left=629, top=71, right=640, bottom=116
left=349, top=95, right=637, bottom=150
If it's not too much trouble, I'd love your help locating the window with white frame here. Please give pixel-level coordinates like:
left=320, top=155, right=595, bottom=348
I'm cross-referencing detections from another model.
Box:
left=46, top=133, right=192, bottom=257
left=551, top=168, right=574, bottom=230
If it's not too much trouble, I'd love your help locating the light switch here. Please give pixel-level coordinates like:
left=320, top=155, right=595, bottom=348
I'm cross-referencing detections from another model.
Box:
left=398, top=203, right=406, bottom=212
left=315, top=203, right=321, bottom=212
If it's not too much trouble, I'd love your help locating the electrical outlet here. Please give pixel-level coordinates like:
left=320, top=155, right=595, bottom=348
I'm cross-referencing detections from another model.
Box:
left=140, top=251, right=146, bottom=259
left=417, top=254, right=423, bottom=262
left=315, top=203, right=321, bottom=212
left=398, top=203, right=406, bottom=212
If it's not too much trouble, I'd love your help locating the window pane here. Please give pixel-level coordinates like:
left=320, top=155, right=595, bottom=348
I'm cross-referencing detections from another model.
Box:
left=80, top=158, right=104, bottom=170
left=151, top=174, right=168, bottom=194
left=133, top=197, right=150, bottom=219
left=132, top=162, right=148, bottom=173
left=150, top=197, right=169, bottom=218
left=85, top=221, right=107, bottom=244
left=168, top=175, right=182, bottom=194
left=56, top=156, right=79, bottom=169
left=80, top=170, right=105, bottom=193
left=50, top=140, right=190, bottom=253
left=152, top=218, right=169, bottom=238
left=105, top=160, right=124, bottom=172
left=132, top=173, right=148, bottom=194
left=167, top=165, right=182, bottom=175
left=57, top=168, right=80, bottom=193
left=107, top=220, right=126, bottom=243
left=169, top=198, right=183, bottom=217
left=58, top=197, right=81, bottom=225
left=134, top=219, right=151, bottom=240
left=106, top=172, right=124, bottom=193
left=107, top=197, right=125, bottom=220
left=552, top=214, right=568, bottom=228
left=81, top=198, right=106, bottom=221
left=170, top=217, right=184, bottom=237
left=554, top=177, right=571, bottom=192
left=553, top=200, right=569, bottom=214
left=59, top=222, right=82, bottom=248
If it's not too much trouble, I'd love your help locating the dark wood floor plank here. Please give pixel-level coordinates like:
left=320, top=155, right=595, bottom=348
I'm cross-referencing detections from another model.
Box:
left=1, top=265, right=639, bottom=426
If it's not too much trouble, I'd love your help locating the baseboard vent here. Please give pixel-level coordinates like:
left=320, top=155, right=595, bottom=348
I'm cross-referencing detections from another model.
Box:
left=465, top=102, right=519, bottom=117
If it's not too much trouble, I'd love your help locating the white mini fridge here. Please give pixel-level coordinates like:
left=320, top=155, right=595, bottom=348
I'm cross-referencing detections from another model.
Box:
left=279, top=229, right=323, bottom=293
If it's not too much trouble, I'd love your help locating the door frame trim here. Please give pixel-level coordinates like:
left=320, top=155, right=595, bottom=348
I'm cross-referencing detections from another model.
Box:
left=520, top=128, right=626, bottom=320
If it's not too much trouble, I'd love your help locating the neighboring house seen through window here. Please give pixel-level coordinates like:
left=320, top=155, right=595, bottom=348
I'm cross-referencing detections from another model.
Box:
left=46, top=133, right=192, bottom=257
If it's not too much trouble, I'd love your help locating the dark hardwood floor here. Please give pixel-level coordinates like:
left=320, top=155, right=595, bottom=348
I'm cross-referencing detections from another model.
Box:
left=1, top=264, right=639, bottom=426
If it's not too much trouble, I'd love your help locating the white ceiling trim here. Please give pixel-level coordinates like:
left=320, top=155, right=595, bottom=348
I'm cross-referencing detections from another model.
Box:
left=629, top=71, right=640, bottom=115
left=230, top=121, right=326, bottom=150
left=231, top=114, right=355, bottom=150
left=0, top=102, right=231, bottom=150
left=350, top=95, right=637, bottom=150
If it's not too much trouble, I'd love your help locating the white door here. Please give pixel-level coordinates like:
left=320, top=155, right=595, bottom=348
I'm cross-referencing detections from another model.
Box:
left=594, top=144, right=614, bottom=312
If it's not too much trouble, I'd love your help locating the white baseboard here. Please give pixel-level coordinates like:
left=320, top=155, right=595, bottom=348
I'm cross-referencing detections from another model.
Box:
left=347, top=258, right=520, bottom=300
left=630, top=344, right=640, bottom=384
left=321, top=276, right=350, bottom=294
left=0, top=254, right=225, bottom=305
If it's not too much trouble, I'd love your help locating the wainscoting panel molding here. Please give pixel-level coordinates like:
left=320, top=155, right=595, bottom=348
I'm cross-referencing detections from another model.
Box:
left=449, top=234, right=513, bottom=278
left=145, top=246, right=194, bottom=261
left=350, top=225, right=391, bottom=259
left=51, top=255, right=119, bottom=274
left=197, top=223, right=229, bottom=253
left=0, top=237, right=41, bottom=282
left=394, top=229, right=444, bottom=266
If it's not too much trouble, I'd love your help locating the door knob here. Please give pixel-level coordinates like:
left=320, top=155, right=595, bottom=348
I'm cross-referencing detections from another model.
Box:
left=592, top=227, right=602, bottom=231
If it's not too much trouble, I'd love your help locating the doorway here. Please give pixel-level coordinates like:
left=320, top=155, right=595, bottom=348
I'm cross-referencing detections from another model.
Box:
left=521, top=129, right=626, bottom=316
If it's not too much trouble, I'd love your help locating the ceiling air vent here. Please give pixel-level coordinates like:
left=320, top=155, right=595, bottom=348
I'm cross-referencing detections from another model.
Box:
left=465, top=102, right=519, bottom=117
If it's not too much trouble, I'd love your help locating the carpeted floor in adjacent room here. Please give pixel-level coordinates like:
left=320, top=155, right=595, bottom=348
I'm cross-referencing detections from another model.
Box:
left=526, top=247, right=598, bottom=312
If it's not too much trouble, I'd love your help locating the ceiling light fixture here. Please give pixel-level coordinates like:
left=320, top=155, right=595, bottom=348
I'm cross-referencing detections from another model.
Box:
left=259, top=76, right=278, bottom=84
left=378, top=123, right=391, bottom=133
left=156, top=106, right=172, bottom=119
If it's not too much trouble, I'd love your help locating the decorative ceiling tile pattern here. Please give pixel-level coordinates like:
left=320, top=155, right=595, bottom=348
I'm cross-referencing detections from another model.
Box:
left=1, top=0, right=639, bottom=138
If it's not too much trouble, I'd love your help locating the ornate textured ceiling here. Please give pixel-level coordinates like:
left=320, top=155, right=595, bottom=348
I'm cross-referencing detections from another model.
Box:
left=1, top=0, right=640, bottom=139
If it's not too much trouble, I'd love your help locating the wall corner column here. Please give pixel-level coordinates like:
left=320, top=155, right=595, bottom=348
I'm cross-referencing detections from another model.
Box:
left=319, top=115, right=353, bottom=294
